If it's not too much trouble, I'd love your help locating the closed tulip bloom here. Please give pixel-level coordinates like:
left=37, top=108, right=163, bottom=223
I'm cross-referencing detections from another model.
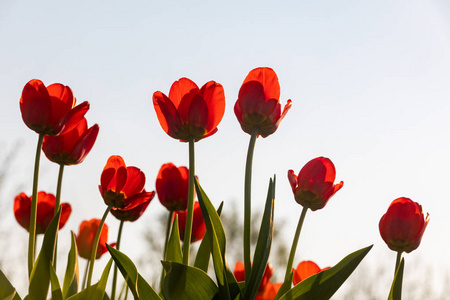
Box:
left=76, top=219, right=110, bottom=259
left=99, top=155, right=153, bottom=210
left=175, top=201, right=206, bottom=243
left=153, top=77, right=225, bottom=142
left=234, top=67, right=292, bottom=138
left=292, top=261, right=330, bottom=285
left=14, top=191, right=71, bottom=234
left=111, top=191, right=155, bottom=222
left=20, top=79, right=89, bottom=136
left=156, top=163, right=190, bottom=211
left=379, top=197, right=429, bottom=253
left=42, top=117, right=99, bottom=165
left=288, top=157, right=343, bottom=211
left=234, top=261, right=273, bottom=293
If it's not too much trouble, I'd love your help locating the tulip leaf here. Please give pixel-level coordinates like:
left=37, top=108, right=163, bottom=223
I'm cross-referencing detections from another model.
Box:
left=0, top=269, right=21, bottom=300
left=195, top=179, right=240, bottom=300
left=28, top=209, right=61, bottom=300
left=106, top=244, right=161, bottom=300
left=165, top=215, right=183, bottom=264
left=388, top=258, right=404, bottom=300
left=63, top=231, right=79, bottom=299
left=279, top=245, right=373, bottom=300
left=274, top=272, right=293, bottom=300
left=50, top=263, right=63, bottom=300
left=66, top=258, right=112, bottom=300
left=244, top=177, right=275, bottom=299
left=194, top=201, right=224, bottom=273
left=161, top=261, right=218, bottom=300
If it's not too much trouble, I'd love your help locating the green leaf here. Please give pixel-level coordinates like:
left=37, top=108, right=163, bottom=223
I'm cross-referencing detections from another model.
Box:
left=67, top=259, right=112, bottom=300
left=388, top=258, right=404, bottom=300
left=107, top=244, right=161, bottom=300
left=63, top=232, right=79, bottom=299
left=28, top=209, right=61, bottom=300
left=162, top=261, right=218, bottom=300
left=194, top=202, right=224, bottom=273
left=50, top=263, right=63, bottom=300
left=195, top=179, right=237, bottom=300
left=0, top=269, right=21, bottom=300
left=244, top=177, right=275, bottom=300
left=280, top=245, right=373, bottom=300
left=274, top=272, right=293, bottom=300
left=165, top=215, right=183, bottom=264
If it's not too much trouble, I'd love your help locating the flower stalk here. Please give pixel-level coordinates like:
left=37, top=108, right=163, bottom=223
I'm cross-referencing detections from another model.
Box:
left=284, top=206, right=308, bottom=282
left=111, top=220, right=125, bottom=300
left=182, top=138, right=195, bottom=265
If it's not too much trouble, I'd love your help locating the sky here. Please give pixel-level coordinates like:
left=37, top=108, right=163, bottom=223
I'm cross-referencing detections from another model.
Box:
left=1, top=0, right=450, bottom=298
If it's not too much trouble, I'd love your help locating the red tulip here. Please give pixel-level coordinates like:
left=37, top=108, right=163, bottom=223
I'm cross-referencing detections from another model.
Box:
left=288, top=157, right=343, bottom=211
left=175, top=201, right=206, bottom=243
left=234, top=67, right=292, bottom=138
left=234, top=261, right=273, bottom=293
left=379, top=197, right=429, bottom=253
left=153, top=77, right=225, bottom=142
left=110, top=191, right=155, bottom=222
left=255, top=282, right=282, bottom=300
left=99, top=155, right=153, bottom=210
left=14, top=191, right=71, bottom=234
left=156, top=163, right=190, bottom=211
left=76, top=219, right=111, bottom=259
left=20, top=79, right=89, bottom=136
left=292, top=261, right=330, bottom=285
left=42, top=117, right=99, bottom=165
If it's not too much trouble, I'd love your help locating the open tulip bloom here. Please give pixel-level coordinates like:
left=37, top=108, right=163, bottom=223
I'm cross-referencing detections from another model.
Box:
left=8, top=71, right=426, bottom=300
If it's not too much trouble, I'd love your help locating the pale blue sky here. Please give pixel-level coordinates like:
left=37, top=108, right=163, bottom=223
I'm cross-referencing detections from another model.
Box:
left=1, top=0, right=449, bottom=297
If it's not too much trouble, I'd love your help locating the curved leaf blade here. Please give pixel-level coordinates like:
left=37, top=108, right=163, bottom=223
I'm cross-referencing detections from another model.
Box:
left=388, top=258, right=404, bottom=300
left=0, top=269, right=21, bottom=300
left=63, top=231, right=79, bottom=299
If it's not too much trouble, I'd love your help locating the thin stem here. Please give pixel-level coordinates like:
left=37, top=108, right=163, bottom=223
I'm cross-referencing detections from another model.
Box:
left=284, top=206, right=308, bottom=282
left=395, top=251, right=402, bottom=275
left=160, top=210, right=174, bottom=290
left=244, top=128, right=258, bottom=282
left=182, top=138, right=195, bottom=265
left=81, top=260, right=90, bottom=290
left=86, top=203, right=113, bottom=287
left=111, top=220, right=125, bottom=300
left=28, top=133, right=44, bottom=277
left=53, top=164, right=65, bottom=269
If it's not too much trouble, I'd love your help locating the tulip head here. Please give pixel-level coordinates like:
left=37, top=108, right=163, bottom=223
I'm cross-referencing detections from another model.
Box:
left=14, top=191, right=71, bottom=234
left=110, top=191, right=155, bottom=222
left=175, top=201, right=206, bottom=243
left=20, top=79, right=89, bottom=136
left=75, top=219, right=110, bottom=259
left=379, top=197, right=429, bottom=253
left=234, top=67, right=292, bottom=138
left=292, top=261, right=330, bottom=285
left=288, top=157, right=343, bottom=211
left=42, top=117, right=99, bottom=165
left=153, top=78, right=225, bottom=142
left=156, top=163, right=190, bottom=211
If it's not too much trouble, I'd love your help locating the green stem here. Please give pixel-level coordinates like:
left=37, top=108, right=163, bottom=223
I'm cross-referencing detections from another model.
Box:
left=53, top=164, right=65, bottom=269
left=86, top=203, right=113, bottom=287
left=395, top=251, right=402, bottom=275
left=182, top=138, right=195, bottom=265
left=284, top=206, right=308, bottom=282
left=28, top=133, right=44, bottom=277
left=111, top=220, right=125, bottom=300
left=160, top=210, right=174, bottom=290
left=81, top=259, right=90, bottom=290
left=244, top=128, right=258, bottom=282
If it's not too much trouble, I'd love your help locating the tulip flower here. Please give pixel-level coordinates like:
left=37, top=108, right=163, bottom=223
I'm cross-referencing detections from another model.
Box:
left=76, top=219, right=111, bottom=260
left=256, top=282, right=282, bottom=300
left=153, top=77, right=225, bottom=142
left=379, top=197, right=429, bottom=253
left=292, top=261, right=330, bottom=285
left=14, top=191, right=71, bottom=234
left=156, top=163, right=190, bottom=211
left=99, top=155, right=153, bottom=210
left=110, top=191, right=155, bottom=222
left=234, top=261, right=273, bottom=293
left=175, top=201, right=206, bottom=243
left=288, top=157, right=344, bottom=211
left=20, top=79, right=89, bottom=136
left=42, top=117, right=99, bottom=165
left=234, top=67, right=292, bottom=138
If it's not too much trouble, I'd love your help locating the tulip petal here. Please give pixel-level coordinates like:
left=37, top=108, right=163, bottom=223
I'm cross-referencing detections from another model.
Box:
left=122, top=166, right=146, bottom=198
left=70, top=123, right=99, bottom=165
left=168, top=77, right=199, bottom=108
left=153, top=91, right=184, bottom=139
left=101, top=156, right=128, bottom=193
left=242, top=67, right=280, bottom=101
left=20, top=79, right=52, bottom=132
left=199, top=81, right=225, bottom=133
left=287, top=170, right=298, bottom=193
left=58, top=101, right=90, bottom=135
